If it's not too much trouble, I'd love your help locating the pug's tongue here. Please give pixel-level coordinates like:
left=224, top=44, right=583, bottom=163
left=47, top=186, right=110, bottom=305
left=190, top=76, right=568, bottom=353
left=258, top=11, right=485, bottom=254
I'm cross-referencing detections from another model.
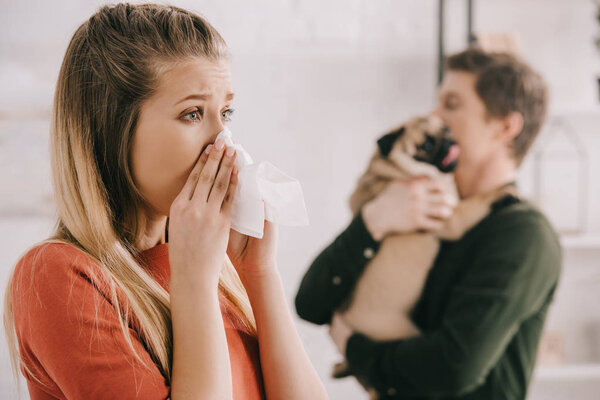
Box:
left=442, top=144, right=460, bottom=167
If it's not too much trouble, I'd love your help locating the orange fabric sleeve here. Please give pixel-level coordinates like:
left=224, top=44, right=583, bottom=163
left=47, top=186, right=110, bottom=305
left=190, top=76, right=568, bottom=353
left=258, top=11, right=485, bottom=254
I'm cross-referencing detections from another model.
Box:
left=11, top=242, right=170, bottom=400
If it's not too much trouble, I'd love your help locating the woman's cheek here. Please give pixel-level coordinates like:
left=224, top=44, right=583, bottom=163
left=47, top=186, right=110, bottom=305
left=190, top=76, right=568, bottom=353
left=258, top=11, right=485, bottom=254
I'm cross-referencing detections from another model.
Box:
left=131, top=128, right=191, bottom=213
left=157, top=140, right=202, bottom=205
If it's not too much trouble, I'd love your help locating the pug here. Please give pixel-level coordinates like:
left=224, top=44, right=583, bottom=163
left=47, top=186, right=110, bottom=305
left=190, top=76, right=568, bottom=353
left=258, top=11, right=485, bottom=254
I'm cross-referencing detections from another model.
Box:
left=332, top=115, right=517, bottom=395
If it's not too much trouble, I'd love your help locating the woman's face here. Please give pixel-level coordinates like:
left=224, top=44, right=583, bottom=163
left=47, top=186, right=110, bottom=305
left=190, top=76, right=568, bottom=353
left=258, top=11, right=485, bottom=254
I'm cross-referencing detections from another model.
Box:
left=131, top=57, right=234, bottom=216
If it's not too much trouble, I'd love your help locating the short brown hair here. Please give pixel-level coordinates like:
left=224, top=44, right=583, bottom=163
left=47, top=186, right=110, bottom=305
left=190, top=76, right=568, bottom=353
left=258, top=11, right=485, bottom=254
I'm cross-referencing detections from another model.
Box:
left=445, top=47, right=548, bottom=165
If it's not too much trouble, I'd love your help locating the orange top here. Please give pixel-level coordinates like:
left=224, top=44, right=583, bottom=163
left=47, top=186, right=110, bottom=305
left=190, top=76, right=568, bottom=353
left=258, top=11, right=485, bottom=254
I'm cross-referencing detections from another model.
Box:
left=11, top=241, right=265, bottom=400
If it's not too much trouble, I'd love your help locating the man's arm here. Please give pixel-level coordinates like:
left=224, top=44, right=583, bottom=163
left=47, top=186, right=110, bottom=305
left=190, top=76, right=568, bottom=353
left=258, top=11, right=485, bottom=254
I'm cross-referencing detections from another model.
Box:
left=345, top=211, right=562, bottom=397
left=296, top=178, right=457, bottom=325
left=295, top=211, right=381, bottom=325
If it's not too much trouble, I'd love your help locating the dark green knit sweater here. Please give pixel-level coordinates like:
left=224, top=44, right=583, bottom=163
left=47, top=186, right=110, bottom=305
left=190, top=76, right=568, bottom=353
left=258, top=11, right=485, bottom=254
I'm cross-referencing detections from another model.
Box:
left=295, top=196, right=562, bottom=400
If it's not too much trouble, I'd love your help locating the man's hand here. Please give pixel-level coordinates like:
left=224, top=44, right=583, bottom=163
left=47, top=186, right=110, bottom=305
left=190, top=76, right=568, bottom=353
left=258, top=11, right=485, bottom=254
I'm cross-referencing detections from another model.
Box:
left=362, top=177, right=457, bottom=241
left=329, top=312, right=354, bottom=356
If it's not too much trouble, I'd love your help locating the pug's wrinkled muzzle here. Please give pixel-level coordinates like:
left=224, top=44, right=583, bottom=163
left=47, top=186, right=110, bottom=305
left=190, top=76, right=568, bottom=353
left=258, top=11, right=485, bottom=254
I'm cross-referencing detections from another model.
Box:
left=415, top=129, right=460, bottom=173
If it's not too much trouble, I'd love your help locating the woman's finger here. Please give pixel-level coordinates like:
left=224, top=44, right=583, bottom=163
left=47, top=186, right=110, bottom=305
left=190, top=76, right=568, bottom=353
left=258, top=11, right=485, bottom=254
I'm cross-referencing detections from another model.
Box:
left=207, top=146, right=236, bottom=207
left=262, top=220, right=278, bottom=237
left=192, top=138, right=227, bottom=202
left=181, top=144, right=212, bottom=201
left=221, top=164, right=239, bottom=215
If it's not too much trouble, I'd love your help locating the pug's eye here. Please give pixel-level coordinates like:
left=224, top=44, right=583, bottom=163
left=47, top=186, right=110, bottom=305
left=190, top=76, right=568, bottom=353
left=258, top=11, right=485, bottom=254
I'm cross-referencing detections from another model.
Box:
left=421, top=136, right=435, bottom=152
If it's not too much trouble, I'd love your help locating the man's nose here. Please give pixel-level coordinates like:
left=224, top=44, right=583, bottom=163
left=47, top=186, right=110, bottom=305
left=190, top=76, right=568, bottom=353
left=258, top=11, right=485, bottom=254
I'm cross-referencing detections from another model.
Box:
left=430, top=107, right=450, bottom=126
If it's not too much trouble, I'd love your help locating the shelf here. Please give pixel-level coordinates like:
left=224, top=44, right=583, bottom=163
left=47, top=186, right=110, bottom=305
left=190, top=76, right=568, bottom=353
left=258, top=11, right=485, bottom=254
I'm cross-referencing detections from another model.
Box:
left=560, top=235, right=600, bottom=250
left=534, top=364, right=600, bottom=381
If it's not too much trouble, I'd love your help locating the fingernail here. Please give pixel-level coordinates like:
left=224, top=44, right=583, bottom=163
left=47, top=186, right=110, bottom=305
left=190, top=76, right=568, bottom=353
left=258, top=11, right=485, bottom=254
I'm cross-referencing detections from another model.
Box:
left=226, top=146, right=235, bottom=157
left=215, top=138, right=225, bottom=150
left=205, top=144, right=213, bottom=154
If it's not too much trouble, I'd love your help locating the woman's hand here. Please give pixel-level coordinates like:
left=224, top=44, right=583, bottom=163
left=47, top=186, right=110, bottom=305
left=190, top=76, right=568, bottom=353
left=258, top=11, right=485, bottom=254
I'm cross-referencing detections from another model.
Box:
left=228, top=220, right=329, bottom=400
left=168, top=138, right=238, bottom=287
left=362, top=176, right=457, bottom=241
left=227, top=220, right=279, bottom=280
left=168, top=138, right=238, bottom=400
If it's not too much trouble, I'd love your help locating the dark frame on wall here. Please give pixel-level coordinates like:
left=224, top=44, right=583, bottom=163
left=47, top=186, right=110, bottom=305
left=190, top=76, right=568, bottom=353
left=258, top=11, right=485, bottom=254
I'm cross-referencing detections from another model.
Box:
left=437, top=0, right=476, bottom=85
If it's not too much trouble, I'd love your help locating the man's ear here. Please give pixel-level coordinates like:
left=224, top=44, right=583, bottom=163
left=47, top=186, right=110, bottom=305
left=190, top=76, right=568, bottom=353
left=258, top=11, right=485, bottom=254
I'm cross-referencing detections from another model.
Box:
left=499, top=111, right=524, bottom=142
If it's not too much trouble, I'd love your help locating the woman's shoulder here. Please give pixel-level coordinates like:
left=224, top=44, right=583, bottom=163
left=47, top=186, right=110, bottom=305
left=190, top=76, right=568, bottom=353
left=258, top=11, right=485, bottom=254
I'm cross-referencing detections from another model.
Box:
left=10, top=240, right=107, bottom=314
left=10, top=241, right=122, bottom=356
left=9, top=241, right=172, bottom=399
left=19, top=239, right=91, bottom=260
left=13, top=240, right=97, bottom=283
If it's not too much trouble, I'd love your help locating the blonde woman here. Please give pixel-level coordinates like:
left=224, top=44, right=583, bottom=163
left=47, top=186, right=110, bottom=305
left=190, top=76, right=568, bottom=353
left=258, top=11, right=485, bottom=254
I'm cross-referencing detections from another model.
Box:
left=3, top=3, right=328, bottom=400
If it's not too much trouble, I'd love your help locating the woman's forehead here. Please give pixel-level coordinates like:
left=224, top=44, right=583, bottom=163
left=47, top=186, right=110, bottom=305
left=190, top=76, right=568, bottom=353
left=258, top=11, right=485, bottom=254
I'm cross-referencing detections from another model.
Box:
left=153, top=58, right=233, bottom=105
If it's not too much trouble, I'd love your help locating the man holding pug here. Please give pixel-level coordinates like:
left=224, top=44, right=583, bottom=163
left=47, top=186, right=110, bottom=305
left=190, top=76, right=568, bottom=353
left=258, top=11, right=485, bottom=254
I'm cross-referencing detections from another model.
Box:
left=295, top=48, right=562, bottom=400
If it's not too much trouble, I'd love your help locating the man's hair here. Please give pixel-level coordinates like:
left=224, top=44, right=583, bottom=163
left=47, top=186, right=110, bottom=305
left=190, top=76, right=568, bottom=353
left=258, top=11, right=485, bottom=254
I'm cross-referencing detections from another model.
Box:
left=445, top=47, right=548, bottom=166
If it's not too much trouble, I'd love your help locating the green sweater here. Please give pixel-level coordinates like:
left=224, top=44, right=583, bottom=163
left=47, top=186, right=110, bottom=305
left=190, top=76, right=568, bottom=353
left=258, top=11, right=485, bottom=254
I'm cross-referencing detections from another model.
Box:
left=295, top=196, right=562, bottom=400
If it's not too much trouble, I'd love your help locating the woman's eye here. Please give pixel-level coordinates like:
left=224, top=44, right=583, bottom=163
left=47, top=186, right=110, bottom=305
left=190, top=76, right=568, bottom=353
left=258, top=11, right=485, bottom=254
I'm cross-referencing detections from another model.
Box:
left=222, top=108, right=235, bottom=122
left=182, top=107, right=203, bottom=122
left=180, top=107, right=234, bottom=123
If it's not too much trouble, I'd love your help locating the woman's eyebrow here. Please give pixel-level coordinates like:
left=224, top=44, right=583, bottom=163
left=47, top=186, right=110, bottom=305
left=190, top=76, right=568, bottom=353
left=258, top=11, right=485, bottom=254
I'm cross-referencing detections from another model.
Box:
left=174, top=92, right=235, bottom=106
left=175, top=93, right=209, bottom=106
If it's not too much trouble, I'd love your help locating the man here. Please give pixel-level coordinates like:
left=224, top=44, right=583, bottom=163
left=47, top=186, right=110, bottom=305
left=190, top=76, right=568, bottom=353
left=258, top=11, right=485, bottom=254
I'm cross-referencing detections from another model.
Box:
left=295, top=48, right=562, bottom=400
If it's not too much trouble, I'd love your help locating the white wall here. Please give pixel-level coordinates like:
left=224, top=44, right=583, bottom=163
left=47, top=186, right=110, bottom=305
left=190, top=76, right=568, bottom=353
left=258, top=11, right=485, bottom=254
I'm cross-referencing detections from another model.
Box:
left=1, top=0, right=599, bottom=399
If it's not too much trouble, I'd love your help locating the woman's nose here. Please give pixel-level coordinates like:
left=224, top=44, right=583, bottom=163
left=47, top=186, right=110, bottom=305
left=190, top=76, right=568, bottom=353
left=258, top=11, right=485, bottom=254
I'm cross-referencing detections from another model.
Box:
left=207, top=114, right=226, bottom=139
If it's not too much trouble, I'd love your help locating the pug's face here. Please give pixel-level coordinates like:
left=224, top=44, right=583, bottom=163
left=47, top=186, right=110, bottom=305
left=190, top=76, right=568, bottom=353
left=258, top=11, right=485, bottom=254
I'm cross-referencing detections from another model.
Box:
left=377, top=115, right=460, bottom=173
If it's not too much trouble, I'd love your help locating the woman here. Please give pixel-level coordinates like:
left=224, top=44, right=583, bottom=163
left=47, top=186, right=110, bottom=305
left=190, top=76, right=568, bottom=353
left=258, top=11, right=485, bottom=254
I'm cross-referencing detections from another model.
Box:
left=4, top=3, right=328, bottom=400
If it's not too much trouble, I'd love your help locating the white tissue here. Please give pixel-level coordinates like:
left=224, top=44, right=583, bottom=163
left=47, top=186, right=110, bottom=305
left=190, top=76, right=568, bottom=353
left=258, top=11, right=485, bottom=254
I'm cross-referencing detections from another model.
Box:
left=216, top=127, right=309, bottom=238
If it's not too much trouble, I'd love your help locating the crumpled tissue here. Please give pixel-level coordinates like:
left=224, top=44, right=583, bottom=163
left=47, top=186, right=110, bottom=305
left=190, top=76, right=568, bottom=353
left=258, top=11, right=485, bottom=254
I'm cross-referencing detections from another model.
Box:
left=215, top=127, right=309, bottom=238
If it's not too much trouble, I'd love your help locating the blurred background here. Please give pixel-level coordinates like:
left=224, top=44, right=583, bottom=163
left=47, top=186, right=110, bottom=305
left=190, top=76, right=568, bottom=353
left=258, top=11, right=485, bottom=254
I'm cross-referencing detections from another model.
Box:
left=1, top=0, right=599, bottom=399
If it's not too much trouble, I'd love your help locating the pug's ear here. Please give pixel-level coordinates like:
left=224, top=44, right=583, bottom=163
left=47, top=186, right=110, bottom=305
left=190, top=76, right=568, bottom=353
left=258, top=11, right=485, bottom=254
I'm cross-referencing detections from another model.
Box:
left=377, top=127, right=405, bottom=157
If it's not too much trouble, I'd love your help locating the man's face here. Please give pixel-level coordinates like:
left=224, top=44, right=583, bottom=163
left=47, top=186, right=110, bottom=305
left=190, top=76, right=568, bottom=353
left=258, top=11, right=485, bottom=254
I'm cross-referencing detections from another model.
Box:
left=432, top=71, right=505, bottom=169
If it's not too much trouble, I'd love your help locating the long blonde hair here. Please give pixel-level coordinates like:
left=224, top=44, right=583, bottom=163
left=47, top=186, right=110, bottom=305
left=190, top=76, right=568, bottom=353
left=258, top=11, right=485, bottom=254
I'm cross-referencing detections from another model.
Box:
left=3, top=2, right=256, bottom=389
